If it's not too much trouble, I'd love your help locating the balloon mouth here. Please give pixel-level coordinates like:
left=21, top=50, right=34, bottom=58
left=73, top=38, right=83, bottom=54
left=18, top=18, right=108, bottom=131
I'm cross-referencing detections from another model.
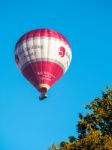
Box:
left=37, top=84, right=50, bottom=100
left=37, top=84, right=50, bottom=92
left=39, top=87, right=47, bottom=93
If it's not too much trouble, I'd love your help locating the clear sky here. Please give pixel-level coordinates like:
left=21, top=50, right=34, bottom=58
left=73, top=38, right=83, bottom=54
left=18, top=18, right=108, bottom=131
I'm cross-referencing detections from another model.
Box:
left=1, top=0, right=112, bottom=150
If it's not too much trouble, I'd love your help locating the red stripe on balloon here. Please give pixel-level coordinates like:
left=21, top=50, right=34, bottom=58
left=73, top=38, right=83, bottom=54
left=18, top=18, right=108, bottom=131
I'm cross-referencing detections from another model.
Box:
left=16, top=29, right=70, bottom=47
left=22, top=61, right=64, bottom=91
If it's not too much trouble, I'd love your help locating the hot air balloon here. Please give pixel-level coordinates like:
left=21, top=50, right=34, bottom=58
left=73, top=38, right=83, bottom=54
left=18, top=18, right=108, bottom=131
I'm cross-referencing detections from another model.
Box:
left=14, top=29, right=72, bottom=100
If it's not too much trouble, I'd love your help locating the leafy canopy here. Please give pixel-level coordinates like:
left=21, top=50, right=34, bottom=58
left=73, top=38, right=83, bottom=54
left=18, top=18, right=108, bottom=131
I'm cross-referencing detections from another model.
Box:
left=48, top=87, right=112, bottom=150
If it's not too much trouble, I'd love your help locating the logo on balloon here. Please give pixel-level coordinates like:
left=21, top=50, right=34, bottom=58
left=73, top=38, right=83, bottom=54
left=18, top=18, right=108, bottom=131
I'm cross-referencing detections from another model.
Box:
left=59, top=46, right=66, bottom=57
left=15, top=54, right=19, bottom=64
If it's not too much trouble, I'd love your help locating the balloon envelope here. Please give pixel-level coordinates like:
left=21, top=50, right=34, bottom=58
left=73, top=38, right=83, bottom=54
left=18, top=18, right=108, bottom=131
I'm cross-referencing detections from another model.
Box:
left=14, top=29, right=72, bottom=99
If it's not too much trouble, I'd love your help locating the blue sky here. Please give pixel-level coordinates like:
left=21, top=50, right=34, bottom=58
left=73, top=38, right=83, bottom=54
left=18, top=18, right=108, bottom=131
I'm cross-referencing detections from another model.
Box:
left=1, top=0, right=112, bottom=150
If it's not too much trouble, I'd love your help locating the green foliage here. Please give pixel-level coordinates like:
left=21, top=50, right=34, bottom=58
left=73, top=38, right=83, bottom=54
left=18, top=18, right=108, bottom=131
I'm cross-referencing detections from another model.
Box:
left=78, top=88, right=112, bottom=138
left=48, top=87, right=112, bottom=150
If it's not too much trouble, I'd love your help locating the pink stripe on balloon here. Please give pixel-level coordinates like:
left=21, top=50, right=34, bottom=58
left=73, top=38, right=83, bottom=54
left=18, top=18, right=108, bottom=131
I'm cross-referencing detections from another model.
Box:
left=22, top=61, right=64, bottom=92
left=16, top=29, right=70, bottom=47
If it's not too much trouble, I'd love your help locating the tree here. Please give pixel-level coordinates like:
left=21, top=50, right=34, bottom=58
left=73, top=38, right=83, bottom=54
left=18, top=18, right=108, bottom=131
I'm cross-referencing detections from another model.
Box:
left=48, top=87, right=112, bottom=150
